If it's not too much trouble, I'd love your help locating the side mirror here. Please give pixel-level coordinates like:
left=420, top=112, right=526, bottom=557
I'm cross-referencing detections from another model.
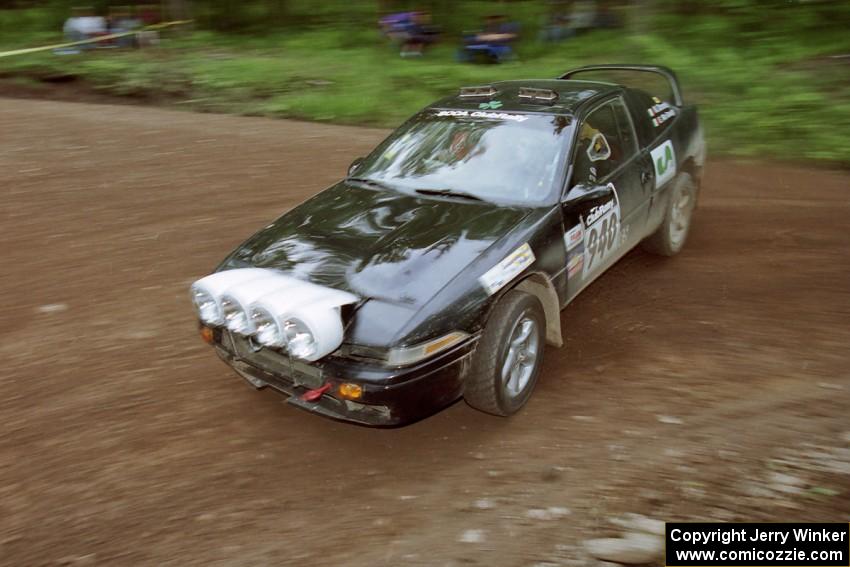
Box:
left=348, top=157, right=364, bottom=177
left=563, top=182, right=589, bottom=201
left=563, top=182, right=608, bottom=205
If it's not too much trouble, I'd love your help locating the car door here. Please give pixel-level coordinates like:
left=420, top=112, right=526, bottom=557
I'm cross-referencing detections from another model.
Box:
left=624, top=88, right=681, bottom=233
left=560, top=97, right=645, bottom=301
left=609, top=95, right=652, bottom=249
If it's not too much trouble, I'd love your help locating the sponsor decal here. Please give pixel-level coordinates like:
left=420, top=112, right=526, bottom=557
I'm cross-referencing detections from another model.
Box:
left=478, top=100, right=503, bottom=110
left=434, top=109, right=528, bottom=123
left=567, top=254, right=584, bottom=278
left=582, top=183, right=621, bottom=277
left=650, top=140, right=676, bottom=188
left=647, top=101, right=676, bottom=127
left=479, top=243, right=535, bottom=296
left=586, top=132, right=612, bottom=162
left=564, top=224, right=583, bottom=252
left=585, top=198, right=615, bottom=226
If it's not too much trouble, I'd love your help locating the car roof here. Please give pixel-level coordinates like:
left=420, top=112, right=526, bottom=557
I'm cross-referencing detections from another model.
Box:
left=428, top=79, right=621, bottom=116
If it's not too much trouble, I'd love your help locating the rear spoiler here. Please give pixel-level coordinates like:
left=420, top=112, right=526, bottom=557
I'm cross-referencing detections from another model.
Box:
left=559, top=64, right=683, bottom=106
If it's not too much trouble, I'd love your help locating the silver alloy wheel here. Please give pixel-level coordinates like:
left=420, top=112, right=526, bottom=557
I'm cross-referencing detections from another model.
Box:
left=501, top=313, right=539, bottom=399
left=669, top=184, right=694, bottom=249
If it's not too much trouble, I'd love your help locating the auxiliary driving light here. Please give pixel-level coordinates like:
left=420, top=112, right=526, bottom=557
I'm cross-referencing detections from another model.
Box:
left=249, top=283, right=358, bottom=362
left=190, top=268, right=269, bottom=326
left=219, top=275, right=293, bottom=336
left=191, top=267, right=359, bottom=363
left=338, top=383, right=363, bottom=400
left=199, top=326, right=215, bottom=345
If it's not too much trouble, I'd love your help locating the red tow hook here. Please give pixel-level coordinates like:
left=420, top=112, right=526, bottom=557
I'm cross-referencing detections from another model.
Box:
left=301, top=382, right=332, bottom=402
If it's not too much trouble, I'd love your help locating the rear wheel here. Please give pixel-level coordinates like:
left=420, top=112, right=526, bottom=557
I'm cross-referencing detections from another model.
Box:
left=464, top=290, right=545, bottom=416
left=642, top=172, right=697, bottom=256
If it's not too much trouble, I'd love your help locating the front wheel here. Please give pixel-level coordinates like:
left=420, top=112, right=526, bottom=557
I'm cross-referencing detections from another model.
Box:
left=464, top=290, right=545, bottom=416
left=642, top=172, right=698, bottom=256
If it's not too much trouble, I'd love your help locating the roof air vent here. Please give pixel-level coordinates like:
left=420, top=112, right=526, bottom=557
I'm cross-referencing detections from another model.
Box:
left=518, top=87, right=559, bottom=103
left=459, top=85, right=498, bottom=99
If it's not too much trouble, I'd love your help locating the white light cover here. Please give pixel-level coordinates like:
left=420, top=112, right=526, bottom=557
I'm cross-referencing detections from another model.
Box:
left=284, top=309, right=343, bottom=362
left=192, top=267, right=358, bottom=361
left=250, top=279, right=357, bottom=361
left=219, top=274, right=297, bottom=335
left=251, top=306, right=286, bottom=348
left=190, top=268, right=271, bottom=326
left=249, top=280, right=356, bottom=320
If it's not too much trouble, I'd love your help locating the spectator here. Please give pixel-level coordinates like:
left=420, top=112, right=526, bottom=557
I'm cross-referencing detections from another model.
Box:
left=109, top=7, right=142, bottom=48
left=76, top=8, right=108, bottom=39
left=541, top=1, right=623, bottom=42
left=458, top=14, right=519, bottom=64
left=539, top=1, right=575, bottom=42
left=60, top=7, right=106, bottom=52
left=137, top=4, right=162, bottom=47
left=379, top=11, right=415, bottom=43
left=569, top=0, right=598, bottom=31
left=380, top=11, right=440, bottom=58
left=401, top=11, right=440, bottom=58
left=138, top=4, right=162, bottom=26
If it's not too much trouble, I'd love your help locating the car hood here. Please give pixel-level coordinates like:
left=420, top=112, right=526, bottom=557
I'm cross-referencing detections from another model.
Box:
left=223, top=182, right=531, bottom=307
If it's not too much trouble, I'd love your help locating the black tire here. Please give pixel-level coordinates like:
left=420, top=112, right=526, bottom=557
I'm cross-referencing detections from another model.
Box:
left=642, top=172, right=698, bottom=256
left=464, top=290, right=545, bottom=416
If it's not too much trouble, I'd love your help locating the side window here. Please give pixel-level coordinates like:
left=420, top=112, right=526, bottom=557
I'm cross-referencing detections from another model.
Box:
left=627, top=90, right=657, bottom=147
left=572, top=102, right=623, bottom=186
left=612, top=98, right=639, bottom=160
left=631, top=89, right=677, bottom=137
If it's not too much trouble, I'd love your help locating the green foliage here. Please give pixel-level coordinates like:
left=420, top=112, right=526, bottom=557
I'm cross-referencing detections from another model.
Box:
left=1, top=2, right=849, bottom=164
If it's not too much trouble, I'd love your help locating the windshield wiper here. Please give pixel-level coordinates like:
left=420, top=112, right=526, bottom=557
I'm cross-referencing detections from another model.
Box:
left=414, top=188, right=486, bottom=202
left=346, top=177, right=394, bottom=191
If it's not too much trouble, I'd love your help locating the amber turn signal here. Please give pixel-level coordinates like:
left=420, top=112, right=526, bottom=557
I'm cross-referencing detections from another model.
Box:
left=338, top=383, right=363, bottom=400
left=199, top=326, right=215, bottom=345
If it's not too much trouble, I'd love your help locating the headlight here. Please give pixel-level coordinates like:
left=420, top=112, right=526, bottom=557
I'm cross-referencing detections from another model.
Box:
left=250, top=306, right=343, bottom=362
left=251, top=307, right=286, bottom=348
left=222, top=297, right=250, bottom=335
left=192, top=288, right=222, bottom=325
left=386, top=331, right=470, bottom=366
left=249, top=284, right=357, bottom=362
left=192, top=268, right=359, bottom=362
left=219, top=275, right=293, bottom=336
left=189, top=268, right=269, bottom=327
left=282, top=318, right=318, bottom=359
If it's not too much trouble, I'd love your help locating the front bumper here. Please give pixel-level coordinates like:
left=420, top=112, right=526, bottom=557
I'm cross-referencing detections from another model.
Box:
left=211, top=329, right=476, bottom=426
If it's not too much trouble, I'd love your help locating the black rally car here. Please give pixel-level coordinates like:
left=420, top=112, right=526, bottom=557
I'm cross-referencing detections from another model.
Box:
left=191, top=64, right=706, bottom=426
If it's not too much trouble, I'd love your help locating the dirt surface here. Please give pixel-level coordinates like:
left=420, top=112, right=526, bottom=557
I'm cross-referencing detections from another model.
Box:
left=1, top=99, right=848, bottom=567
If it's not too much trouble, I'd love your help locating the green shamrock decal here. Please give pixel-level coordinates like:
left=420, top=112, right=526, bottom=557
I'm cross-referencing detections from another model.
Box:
left=478, top=101, right=503, bottom=110
left=656, top=144, right=674, bottom=175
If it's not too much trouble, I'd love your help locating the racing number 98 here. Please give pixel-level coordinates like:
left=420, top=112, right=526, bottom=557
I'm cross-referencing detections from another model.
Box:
left=586, top=213, right=618, bottom=272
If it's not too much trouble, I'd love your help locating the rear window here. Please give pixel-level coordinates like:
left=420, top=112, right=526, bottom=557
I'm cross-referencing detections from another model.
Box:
left=566, top=69, right=676, bottom=105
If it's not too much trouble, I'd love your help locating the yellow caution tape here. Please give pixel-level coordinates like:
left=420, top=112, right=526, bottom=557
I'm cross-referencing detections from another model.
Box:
left=0, top=20, right=193, bottom=58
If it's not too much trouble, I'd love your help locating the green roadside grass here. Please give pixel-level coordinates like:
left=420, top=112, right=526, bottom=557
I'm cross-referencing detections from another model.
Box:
left=1, top=26, right=848, bottom=164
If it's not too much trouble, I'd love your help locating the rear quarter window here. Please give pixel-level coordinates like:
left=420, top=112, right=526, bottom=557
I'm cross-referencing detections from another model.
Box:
left=628, top=89, right=680, bottom=149
left=626, top=90, right=658, bottom=148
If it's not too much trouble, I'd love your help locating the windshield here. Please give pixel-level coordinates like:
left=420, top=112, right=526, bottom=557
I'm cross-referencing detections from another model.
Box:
left=355, top=110, right=573, bottom=206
